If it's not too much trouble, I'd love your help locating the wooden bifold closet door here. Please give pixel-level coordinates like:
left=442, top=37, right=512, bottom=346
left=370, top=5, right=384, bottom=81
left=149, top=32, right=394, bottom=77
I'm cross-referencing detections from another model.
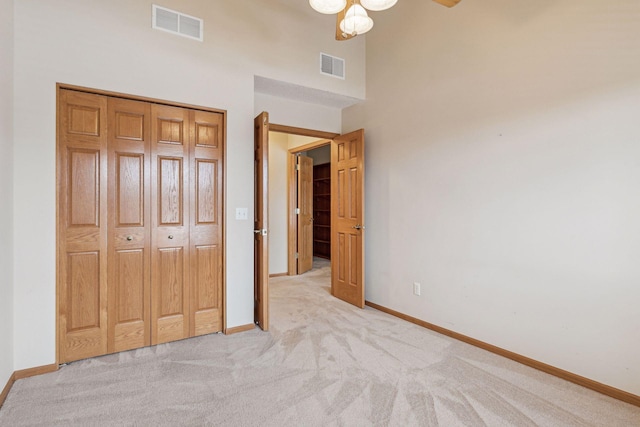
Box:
left=107, top=98, right=152, bottom=353
left=58, top=88, right=224, bottom=363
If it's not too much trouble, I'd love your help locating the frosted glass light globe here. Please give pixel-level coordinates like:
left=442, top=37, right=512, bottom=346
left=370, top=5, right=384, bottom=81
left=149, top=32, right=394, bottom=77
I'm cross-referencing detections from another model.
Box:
left=339, top=4, right=374, bottom=36
left=309, top=0, right=347, bottom=14
left=360, top=0, right=398, bottom=12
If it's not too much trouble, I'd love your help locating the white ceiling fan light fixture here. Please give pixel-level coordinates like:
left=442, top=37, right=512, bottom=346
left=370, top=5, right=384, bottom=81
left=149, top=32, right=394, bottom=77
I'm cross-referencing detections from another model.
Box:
left=310, top=0, right=459, bottom=41
left=309, top=0, right=347, bottom=15
left=360, top=0, right=398, bottom=12
left=339, top=4, right=374, bottom=37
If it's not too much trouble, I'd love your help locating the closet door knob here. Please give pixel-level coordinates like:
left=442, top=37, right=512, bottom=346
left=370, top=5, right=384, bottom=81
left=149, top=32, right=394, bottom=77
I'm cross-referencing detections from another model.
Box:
left=168, top=235, right=174, bottom=239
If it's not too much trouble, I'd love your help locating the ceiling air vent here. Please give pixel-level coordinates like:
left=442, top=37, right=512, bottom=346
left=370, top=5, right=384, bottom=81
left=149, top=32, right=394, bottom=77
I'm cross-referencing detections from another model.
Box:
left=152, top=5, right=203, bottom=41
left=320, top=53, right=345, bottom=79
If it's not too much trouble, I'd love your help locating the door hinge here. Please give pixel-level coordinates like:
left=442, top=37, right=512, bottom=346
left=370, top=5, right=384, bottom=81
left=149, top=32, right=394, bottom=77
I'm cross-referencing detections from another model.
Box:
left=296, top=164, right=300, bottom=171
left=295, top=252, right=299, bottom=259
left=295, top=208, right=300, bottom=215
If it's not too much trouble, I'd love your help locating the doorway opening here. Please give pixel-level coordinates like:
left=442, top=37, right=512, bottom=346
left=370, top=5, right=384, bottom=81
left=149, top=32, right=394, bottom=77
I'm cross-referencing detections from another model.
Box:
left=288, top=140, right=333, bottom=277
left=254, top=115, right=366, bottom=332
left=267, top=128, right=336, bottom=278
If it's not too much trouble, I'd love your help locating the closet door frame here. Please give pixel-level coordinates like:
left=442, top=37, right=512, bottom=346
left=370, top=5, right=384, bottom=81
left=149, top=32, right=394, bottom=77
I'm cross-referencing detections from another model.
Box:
left=56, top=83, right=227, bottom=364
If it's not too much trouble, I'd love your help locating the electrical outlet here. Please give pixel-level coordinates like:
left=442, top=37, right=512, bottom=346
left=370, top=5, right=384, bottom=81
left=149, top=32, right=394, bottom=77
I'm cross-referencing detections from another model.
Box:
left=413, top=282, right=421, bottom=296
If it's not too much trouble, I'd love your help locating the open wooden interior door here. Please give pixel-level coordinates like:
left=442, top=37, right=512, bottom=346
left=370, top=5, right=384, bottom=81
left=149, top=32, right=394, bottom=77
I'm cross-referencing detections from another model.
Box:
left=331, top=130, right=365, bottom=308
left=254, top=112, right=269, bottom=331
left=297, top=155, right=314, bottom=274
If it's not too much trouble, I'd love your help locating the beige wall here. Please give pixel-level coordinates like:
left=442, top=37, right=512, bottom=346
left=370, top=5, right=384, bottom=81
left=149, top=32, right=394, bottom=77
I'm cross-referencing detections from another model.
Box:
left=268, top=132, right=290, bottom=275
left=255, top=93, right=342, bottom=134
left=11, top=0, right=363, bottom=370
left=343, top=0, right=640, bottom=395
left=0, top=0, right=14, bottom=387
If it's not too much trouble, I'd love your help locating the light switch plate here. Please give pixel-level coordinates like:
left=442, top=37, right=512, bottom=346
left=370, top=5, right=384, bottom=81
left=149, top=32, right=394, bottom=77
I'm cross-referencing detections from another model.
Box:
left=235, top=208, right=248, bottom=220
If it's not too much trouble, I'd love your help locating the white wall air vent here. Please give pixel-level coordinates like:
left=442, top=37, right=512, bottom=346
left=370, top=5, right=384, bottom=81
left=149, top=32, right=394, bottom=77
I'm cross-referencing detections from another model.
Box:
left=152, top=5, right=203, bottom=41
left=320, top=53, right=345, bottom=80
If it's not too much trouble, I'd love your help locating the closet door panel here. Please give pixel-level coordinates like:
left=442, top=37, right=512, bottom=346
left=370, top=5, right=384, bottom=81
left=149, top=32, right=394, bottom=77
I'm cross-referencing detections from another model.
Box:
left=158, top=157, right=184, bottom=225
left=156, top=247, right=187, bottom=342
left=195, top=160, right=217, bottom=224
left=68, top=149, right=100, bottom=226
left=151, top=105, right=190, bottom=345
left=58, top=90, right=108, bottom=363
left=190, top=111, right=224, bottom=336
left=107, top=98, right=151, bottom=353
left=112, top=249, right=146, bottom=351
left=192, top=244, right=221, bottom=335
left=67, top=252, right=100, bottom=331
left=117, top=154, right=144, bottom=226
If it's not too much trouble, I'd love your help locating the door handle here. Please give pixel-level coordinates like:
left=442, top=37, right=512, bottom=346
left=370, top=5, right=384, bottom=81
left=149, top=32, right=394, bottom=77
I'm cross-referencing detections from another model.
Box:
left=254, top=229, right=267, bottom=236
left=168, top=235, right=174, bottom=239
left=351, top=224, right=366, bottom=230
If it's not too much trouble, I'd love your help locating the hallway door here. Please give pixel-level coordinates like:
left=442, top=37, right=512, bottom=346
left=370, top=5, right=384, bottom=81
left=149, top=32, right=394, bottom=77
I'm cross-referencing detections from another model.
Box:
left=254, top=112, right=269, bottom=331
left=331, top=130, right=365, bottom=308
left=297, top=155, right=314, bottom=274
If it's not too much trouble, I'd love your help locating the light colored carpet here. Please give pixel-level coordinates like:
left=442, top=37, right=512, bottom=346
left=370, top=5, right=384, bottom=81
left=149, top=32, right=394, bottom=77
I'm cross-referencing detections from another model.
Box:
left=1, top=258, right=639, bottom=426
